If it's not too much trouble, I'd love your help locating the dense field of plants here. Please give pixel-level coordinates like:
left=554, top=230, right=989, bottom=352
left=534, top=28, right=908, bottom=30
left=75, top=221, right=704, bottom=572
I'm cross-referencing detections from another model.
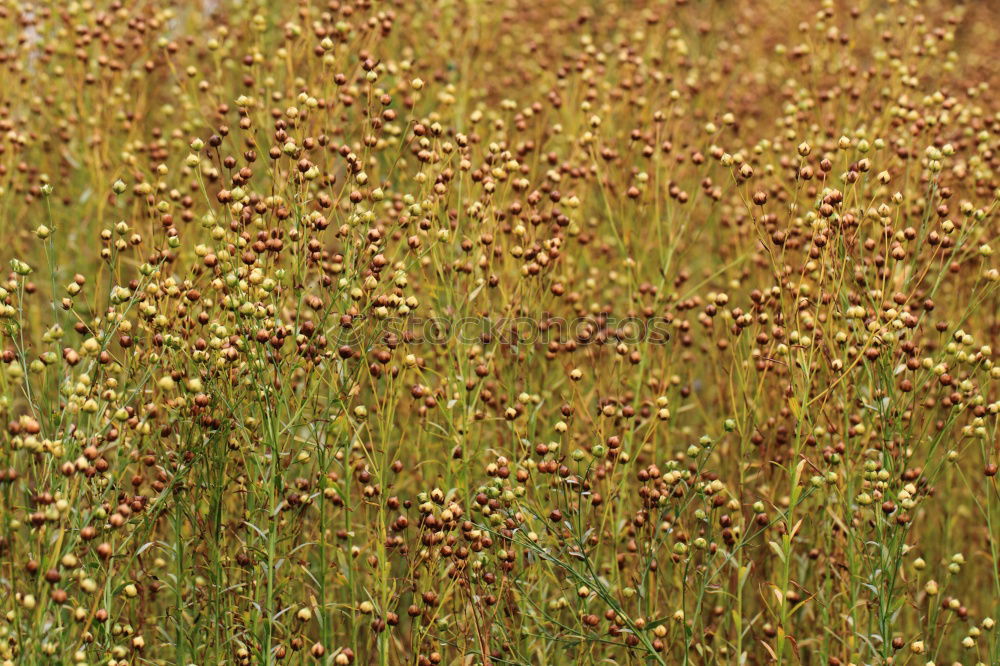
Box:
left=0, top=0, right=998, bottom=664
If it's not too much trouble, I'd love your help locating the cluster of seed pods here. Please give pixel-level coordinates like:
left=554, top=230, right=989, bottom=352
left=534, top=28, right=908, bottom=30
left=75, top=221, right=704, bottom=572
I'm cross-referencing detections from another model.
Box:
left=0, top=0, right=998, bottom=664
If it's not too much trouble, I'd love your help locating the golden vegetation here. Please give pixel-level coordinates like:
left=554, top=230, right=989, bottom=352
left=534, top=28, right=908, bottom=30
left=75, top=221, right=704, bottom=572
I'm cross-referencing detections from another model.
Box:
left=0, top=0, right=998, bottom=664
